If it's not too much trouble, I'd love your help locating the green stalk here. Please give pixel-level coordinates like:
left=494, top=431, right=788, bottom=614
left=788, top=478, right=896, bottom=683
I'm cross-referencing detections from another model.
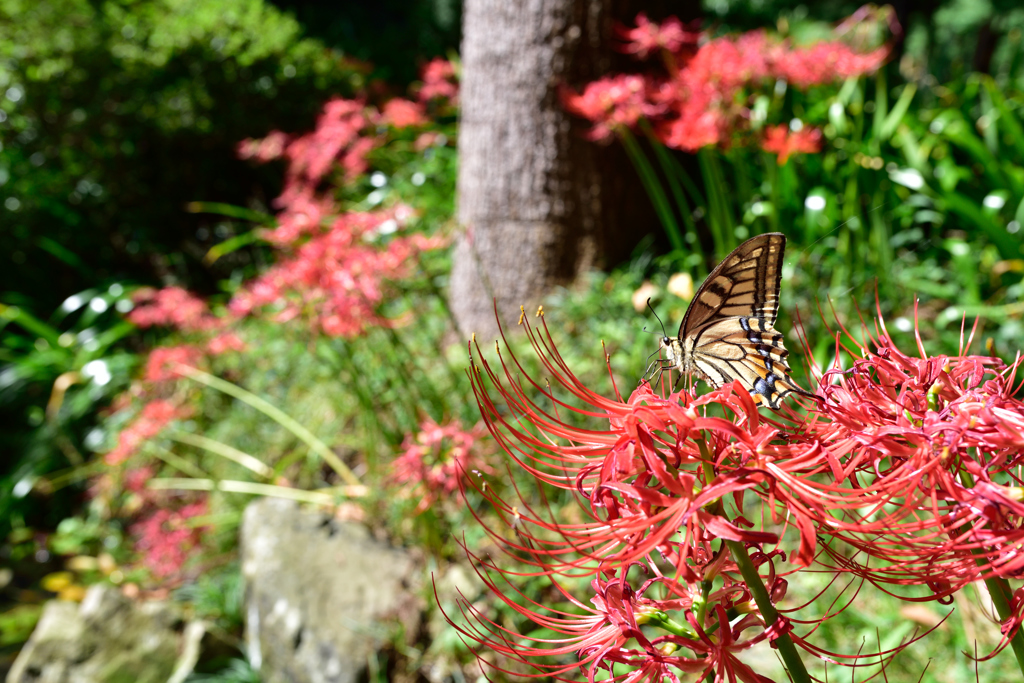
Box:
left=724, top=539, right=811, bottom=683
left=871, top=69, right=888, bottom=142
left=697, top=149, right=735, bottom=258
left=696, top=434, right=809, bottom=682
left=169, top=431, right=274, bottom=478
left=147, top=477, right=359, bottom=504
left=364, top=328, right=426, bottom=433
left=144, top=443, right=209, bottom=479
left=398, top=267, right=467, bottom=409
left=763, top=155, right=781, bottom=233
left=620, top=126, right=685, bottom=251
left=640, top=121, right=697, bottom=251
left=870, top=188, right=891, bottom=289
left=957, top=469, right=1024, bottom=675
left=332, top=338, right=402, bottom=456
left=175, top=364, right=361, bottom=487
left=0, top=304, right=61, bottom=346
left=381, top=324, right=449, bottom=416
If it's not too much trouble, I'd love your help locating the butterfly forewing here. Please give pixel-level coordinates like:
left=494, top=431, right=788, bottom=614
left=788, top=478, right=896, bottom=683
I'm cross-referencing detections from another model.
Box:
left=678, top=233, right=784, bottom=335
left=656, top=233, right=812, bottom=410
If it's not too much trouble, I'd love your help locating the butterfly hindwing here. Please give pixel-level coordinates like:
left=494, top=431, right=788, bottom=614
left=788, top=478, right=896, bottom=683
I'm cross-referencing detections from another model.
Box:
left=689, top=315, right=804, bottom=409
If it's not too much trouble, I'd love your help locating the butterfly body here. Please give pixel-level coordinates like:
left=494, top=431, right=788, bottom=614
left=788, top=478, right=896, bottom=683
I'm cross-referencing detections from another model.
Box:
left=650, top=233, right=812, bottom=410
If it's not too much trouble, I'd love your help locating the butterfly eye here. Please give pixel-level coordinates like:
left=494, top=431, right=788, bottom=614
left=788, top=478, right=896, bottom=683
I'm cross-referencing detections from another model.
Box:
left=661, top=336, right=671, bottom=345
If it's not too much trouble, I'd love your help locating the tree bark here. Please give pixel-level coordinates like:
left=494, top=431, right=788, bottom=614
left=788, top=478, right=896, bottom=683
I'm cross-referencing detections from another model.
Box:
left=451, top=0, right=680, bottom=340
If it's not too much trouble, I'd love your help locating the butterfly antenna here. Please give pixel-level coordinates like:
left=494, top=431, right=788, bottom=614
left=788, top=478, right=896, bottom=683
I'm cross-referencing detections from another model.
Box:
left=646, top=298, right=668, bottom=337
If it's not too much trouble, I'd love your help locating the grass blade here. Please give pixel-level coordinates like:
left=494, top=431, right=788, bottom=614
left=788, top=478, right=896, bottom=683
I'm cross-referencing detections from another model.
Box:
left=174, top=364, right=362, bottom=487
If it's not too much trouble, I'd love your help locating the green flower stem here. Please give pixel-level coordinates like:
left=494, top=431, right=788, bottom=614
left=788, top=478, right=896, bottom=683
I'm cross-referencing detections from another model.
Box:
left=619, top=126, right=684, bottom=252
left=170, top=431, right=274, bottom=478
left=958, top=468, right=1024, bottom=675
left=724, top=539, right=810, bottom=683
left=144, top=443, right=209, bottom=479
left=175, top=364, right=361, bottom=487
left=696, top=433, right=809, bottom=682
left=642, top=610, right=699, bottom=640
left=147, top=477, right=361, bottom=504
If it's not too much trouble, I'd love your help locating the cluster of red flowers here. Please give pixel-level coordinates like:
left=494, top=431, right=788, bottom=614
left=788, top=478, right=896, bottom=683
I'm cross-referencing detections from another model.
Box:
left=390, top=417, right=490, bottom=513
left=128, top=286, right=218, bottom=332
left=760, top=124, right=823, bottom=164
left=564, top=11, right=890, bottom=161
left=800, top=313, right=1024, bottom=602
left=449, top=308, right=1024, bottom=680
left=417, top=58, right=459, bottom=105
left=129, top=501, right=208, bottom=579
left=230, top=61, right=457, bottom=337
left=105, top=399, right=190, bottom=465
left=228, top=205, right=446, bottom=337
left=237, top=59, right=457, bottom=210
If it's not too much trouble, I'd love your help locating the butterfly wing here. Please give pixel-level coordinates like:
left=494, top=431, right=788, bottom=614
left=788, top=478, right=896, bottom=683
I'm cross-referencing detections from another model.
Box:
left=680, top=233, right=809, bottom=409
left=678, top=233, right=784, bottom=336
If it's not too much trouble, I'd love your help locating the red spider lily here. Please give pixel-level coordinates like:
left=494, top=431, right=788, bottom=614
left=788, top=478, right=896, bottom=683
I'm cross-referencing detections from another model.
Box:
left=144, top=345, right=204, bottom=383
left=205, top=331, right=247, bottom=355
left=227, top=206, right=445, bottom=338
left=105, top=399, right=189, bottom=465
left=784, top=308, right=1024, bottom=605
left=381, top=98, right=428, bottom=128
left=446, top=545, right=794, bottom=683
left=389, top=417, right=491, bottom=513
left=238, top=97, right=380, bottom=205
left=234, top=90, right=450, bottom=339
left=130, top=500, right=207, bottom=579
left=464, top=311, right=821, bottom=578
left=129, top=286, right=218, bottom=332
left=562, top=76, right=662, bottom=143
left=285, top=97, right=378, bottom=184
left=771, top=41, right=888, bottom=89
left=237, top=130, right=288, bottom=163
left=616, top=13, right=700, bottom=60
left=418, top=58, right=459, bottom=106
left=760, top=125, right=823, bottom=164
left=565, top=11, right=892, bottom=153
left=447, top=309, right=928, bottom=680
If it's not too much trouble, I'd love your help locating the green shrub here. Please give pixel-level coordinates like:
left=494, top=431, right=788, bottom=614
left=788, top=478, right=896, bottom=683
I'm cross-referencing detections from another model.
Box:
left=0, top=0, right=361, bottom=310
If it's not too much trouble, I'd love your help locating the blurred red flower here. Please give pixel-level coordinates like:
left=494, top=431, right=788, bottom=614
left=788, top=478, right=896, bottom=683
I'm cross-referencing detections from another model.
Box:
left=760, top=124, right=823, bottom=164
left=382, top=98, right=428, bottom=128
left=130, top=500, right=207, bottom=579
left=565, top=11, right=891, bottom=154
left=106, top=399, right=188, bottom=465
left=143, top=345, right=203, bottom=383
left=129, top=287, right=217, bottom=332
left=418, top=58, right=459, bottom=105
left=390, top=417, right=489, bottom=513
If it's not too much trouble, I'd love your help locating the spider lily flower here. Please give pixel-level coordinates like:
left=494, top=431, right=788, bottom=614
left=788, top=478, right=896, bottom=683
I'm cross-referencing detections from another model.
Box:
left=565, top=10, right=893, bottom=153
left=466, top=313, right=810, bottom=578
left=447, top=545, right=796, bottom=683
left=451, top=310, right=924, bottom=679
left=791, top=311, right=1024, bottom=602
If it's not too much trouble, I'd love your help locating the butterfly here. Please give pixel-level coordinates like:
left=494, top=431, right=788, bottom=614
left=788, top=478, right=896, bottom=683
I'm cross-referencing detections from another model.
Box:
left=643, top=233, right=815, bottom=410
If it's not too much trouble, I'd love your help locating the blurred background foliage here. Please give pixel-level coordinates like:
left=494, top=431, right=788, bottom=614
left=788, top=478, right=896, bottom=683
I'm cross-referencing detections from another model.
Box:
left=2, top=0, right=1024, bottom=680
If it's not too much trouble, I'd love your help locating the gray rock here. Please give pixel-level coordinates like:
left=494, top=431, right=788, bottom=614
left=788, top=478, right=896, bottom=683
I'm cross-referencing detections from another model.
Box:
left=241, top=497, right=423, bottom=683
left=6, top=585, right=184, bottom=683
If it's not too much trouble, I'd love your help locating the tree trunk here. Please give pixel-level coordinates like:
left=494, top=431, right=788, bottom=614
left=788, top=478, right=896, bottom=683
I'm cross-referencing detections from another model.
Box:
left=451, top=0, right=681, bottom=340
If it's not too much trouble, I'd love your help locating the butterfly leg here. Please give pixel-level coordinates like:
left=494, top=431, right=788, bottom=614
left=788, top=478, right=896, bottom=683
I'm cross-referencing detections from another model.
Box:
left=640, top=358, right=681, bottom=385
left=672, top=370, right=685, bottom=394
left=640, top=357, right=663, bottom=385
